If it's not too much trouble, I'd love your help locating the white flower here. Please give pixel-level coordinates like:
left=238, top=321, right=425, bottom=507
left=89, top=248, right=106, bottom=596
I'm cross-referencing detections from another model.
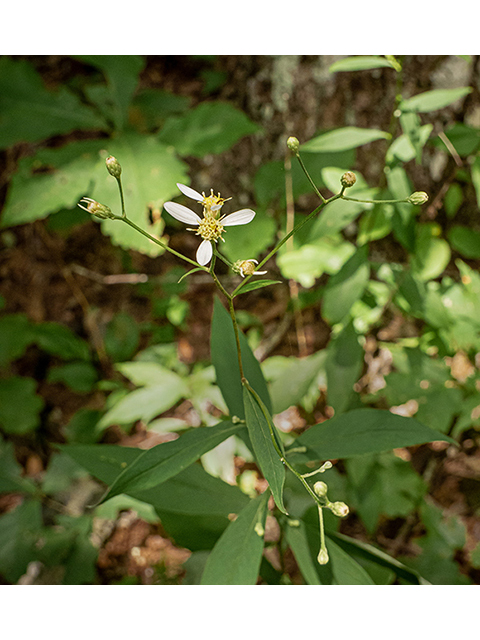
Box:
left=163, top=183, right=256, bottom=266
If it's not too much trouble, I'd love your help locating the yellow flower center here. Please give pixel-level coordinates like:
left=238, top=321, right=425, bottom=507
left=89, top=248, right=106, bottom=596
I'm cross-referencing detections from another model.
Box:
left=201, top=189, right=230, bottom=215
left=196, top=217, right=225, bottom=242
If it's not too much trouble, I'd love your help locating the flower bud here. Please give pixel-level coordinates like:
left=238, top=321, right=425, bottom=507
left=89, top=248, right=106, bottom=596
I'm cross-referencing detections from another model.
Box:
left=313, top=481, right=328, bottom=498
left=233, top=259, right=267, bottom=278
left=78, top=197, right=116, bottom=220
left=106, top=155, right=122, bottom=178
left=287, top=136, right=300, bottom=153
left=329, top=501, right=349, bottom=518
left=407, top=191, right=429, bottom=205
left=317, top=548, right=329, bottom=565
left=340, top=171, right=357, bottom=188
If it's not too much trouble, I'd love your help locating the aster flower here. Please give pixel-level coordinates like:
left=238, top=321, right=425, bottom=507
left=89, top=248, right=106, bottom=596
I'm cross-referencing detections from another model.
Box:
left=163, top=183, right=256, bottom=266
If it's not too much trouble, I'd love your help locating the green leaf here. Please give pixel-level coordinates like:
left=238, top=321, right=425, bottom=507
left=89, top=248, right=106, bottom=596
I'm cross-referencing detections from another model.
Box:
left=221, top=211, right=277, bottom=264
left=325, top=321, right=364, bottom=414
left=310, top=197, right=372, bottom=239
left=0, top=439, right=36, bottom=494
left=98, top=366, right=188, bottom=428
left=0, top=56, right=106, bottom=149
left=0, top=499, right=42, bottom=583
left=243, top=385, right=286, bottom=514
left=33, top=322, right=91, bottom=361
left=211, top=296, right=271, bottom=420
left=322, top=245, right=370, bottom=324
left=98, top=421, right=242, bottom=503
left=233, top=279, right=281, bottom=296
left=285, top=519, right=322, bottom=584
left=47, top=361, right=98, bottom=394
left=301, top=127, right=390, bottom=153
left=104, top=312, right=140, bottom=362
left=0, top=376, right=45, bottom=434
left=411, top=224, right=451, bottom=282
left=329, top=56, right=399, bottom=73
left=73, top=55, right=145, bottom=130
left=326, top=536, right=375, bottom=584
left=399, top=87, right=472, bottom=113
left=200, top=491, right=269, bottom=585
left=158, top=101, right=261, bottom=157
left=295, top=408, right=456, bottom=460
left=93, top=133, right=189, bottom=256
left=327, top=531, right=428, bottom=584
left=448, top=225, right=480, bottom=259
left=269, top=350, right=327, bottom=414
left=0, top=313, right=34, bottom=366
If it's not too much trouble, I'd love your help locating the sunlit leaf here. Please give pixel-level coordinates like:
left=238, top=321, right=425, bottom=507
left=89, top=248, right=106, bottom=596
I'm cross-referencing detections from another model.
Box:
left=329, top=56, right=399, bottom=73
left=301, top=127, right=390, bottom=153
left=399, top=87, right=472, bottom=113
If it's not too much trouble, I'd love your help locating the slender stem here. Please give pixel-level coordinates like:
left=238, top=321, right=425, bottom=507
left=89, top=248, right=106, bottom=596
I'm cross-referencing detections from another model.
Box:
left=341, top=195, right=410, bottom=205
left=294, top=153, right=327, bottom=203
left=116, top=176, right=126, bottom=218
left=119, top=216, right=206, bottom=270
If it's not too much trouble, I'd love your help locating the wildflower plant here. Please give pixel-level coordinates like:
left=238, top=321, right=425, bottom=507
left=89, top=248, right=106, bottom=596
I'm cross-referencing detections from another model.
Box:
left=77, top=137, right=454, bottom=586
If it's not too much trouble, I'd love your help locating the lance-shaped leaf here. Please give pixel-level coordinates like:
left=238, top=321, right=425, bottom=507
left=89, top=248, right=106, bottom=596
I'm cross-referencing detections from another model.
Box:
left=295, top=408, right=456, bottom=461
left=301, top=127, right=390, bottom=153
left=211, top=296, right=271, bottom=420
left=285, top=519, right=323, bottom=585
left=243, top=385, right=286, bottom=514
left=329, top=56, right=400, bottom=73
left=326, top=536, right=375, bottom=585
left=399, top=87, right=472, bottom=114
left=98, top=421, right=242, bottom=504
left=201, top=491, right=269, bottom=585
left=325, top=320, right=364, bottom=414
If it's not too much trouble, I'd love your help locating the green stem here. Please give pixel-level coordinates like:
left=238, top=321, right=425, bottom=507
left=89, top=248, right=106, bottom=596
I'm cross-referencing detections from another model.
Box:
left=116, top=176, right=126, bottom=218
left=341, top=195, right=410, bottom=205
left=294, top=153, right=327, bottom=204
left=119, top=216, right=206, bottom=270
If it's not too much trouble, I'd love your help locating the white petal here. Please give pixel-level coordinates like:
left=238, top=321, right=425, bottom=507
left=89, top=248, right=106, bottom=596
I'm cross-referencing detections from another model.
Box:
left=196, top=240, right=213, bottom=266
left=164, top=202, right=201, bottom=225
left=254, top=270, right=268, bottom=275
left=177, top=183, right=204, bottom=201
left=222, top=209, right=256, bottom=226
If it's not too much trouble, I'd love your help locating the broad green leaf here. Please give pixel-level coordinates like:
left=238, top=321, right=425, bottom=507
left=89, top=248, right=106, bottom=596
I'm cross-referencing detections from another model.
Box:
left=47, top=361, right=98, bottom=394
left=221, top=210, right=277, bottom=264
left=320, top=166, right=369, bottom=193
left=301, top=127, right=390, bottom=153
left=326, top=536, right=375, bottom=584
left=269, top=350, right=327, bottom=414
left=411, top=224, right=451, bottom=282
left=325, top=321, right=364, bottom=414
left=0, top=56, right=106, bottom=149
left=277, top=244, right=328, bottom=288
left=448, top=225, right=480, bottom=259
left=0, top=499, right=42, bottom=583
left=73, top=55, right=145, bottom=130
left=0, top=313, right=34, bottom=366
left=115, top=360, right=183, bottom=387
left=33, top=322, right=91, bottom=361
left=200, top=491, right=269, bottom=585
left=0, top=376, right=45, bottom=434
left=399, top=87, right=472, bottom=113
left=295, top=408, right=456, bottom=460
left=1, top=140, right=106, bottom=228
left=329, top=56, right=399, bottom=73
left=322, top=245, right=370, bottom=324
left=328, top=530, right=429, bottom=584
left=211, top=296, right=271, bottom=420
left=387, top=124, right=433, bottom=163
left=98, top=372, right=188, bottom=428
left=285, top=519, right=322, bottom=584
left=310, top=197, right=372, bottom=239
left=0, top=439, right=36, bottom=494
left=158, top=101, right=261, bottom=157
left=243, top=385, right=286, bottom=513
left=93, top=133, right=189, bottom=256
left=104, top=312, right=140, bottom=362
left=98, top=421, right=242, bottom=503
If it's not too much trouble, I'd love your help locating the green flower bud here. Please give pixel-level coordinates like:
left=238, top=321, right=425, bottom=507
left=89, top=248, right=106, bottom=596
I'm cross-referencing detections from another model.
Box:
left=78, top=197, right=116, bottom=220
left=313, top=481, right=328, bottom=498
left=106, top=155, right=122, bottom=178
left=232, top=259, right=267, bottom=278
left=317, top=548, right=329, bottom=565
left=287, top=136, right=300, bottom=153
left=407, top=191, right=429, bottom=205
left=329, top=501, right=349, bottom=518
left=341, top=171, right=357, bottom=188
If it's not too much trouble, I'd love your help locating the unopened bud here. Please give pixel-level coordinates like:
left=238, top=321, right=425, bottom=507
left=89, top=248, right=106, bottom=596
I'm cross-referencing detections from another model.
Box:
left=287, top=136, right=300, bottom=153
left=407, top=191, right=429, bottom=205
left=78, top=197, right=116, bottom=220
left=313, top=481, right=328, bottom=498
left=329, top=501, right=349, bottom=518
left=341, top=171, right=357, bottom=188
left=106, top=155, right=122, bottom=179
left=317, top=548, right=329, bottom=565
